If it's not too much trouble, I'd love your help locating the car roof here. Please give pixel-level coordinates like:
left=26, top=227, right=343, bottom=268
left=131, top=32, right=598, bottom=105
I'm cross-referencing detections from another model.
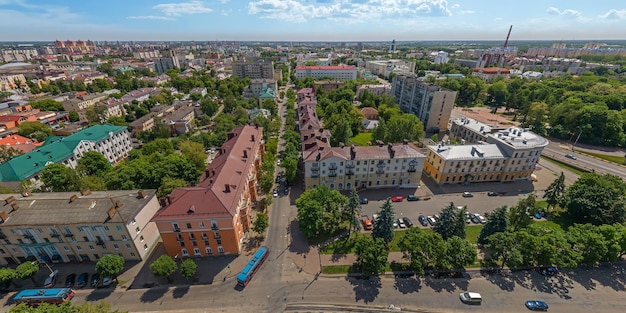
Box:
left=466, top=292, right=481, bottom=298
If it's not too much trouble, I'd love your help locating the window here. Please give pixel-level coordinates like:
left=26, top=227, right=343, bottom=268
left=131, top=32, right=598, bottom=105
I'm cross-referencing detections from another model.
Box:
left=218, top=246, right=224, bottom=254
left=135, top=227, right=140, bottom=234
left=194, top=248, right=201, bottom=256
left=113, top=244, right=119, bottom=250
left=89, top=245, right=95, bottom=251
left=121, top=235, right=127, bottom=241
left=0, top=249, right=5, bottom=254
left=132, top=218, right=137, bottom=225
left=125, top=244, right=131, bottom=249
left=103, top=226, right=109, bottom=231
left=140, top=236, right=144, bottom=242
left=181, top=248, right=189, bottom=256
left=143, top=244, right=148, bottom=250
left=83, top=236, right=89, bottom=242
left=130, top=252, right=136, bottom=257
left=205, top=247, right=213, bottom=254
left=186, top=223, right=192, bottom=229
left=37, top=228, right=43, bottom=233
left=199, top=222, right=205, bottom=228
left=116, top=225, right=123, bottom=231
left=76, top=246, right=82, bottom=251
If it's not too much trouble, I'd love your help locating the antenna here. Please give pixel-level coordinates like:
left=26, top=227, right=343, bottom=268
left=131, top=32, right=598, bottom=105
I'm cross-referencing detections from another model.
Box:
left=503, top=25, right=513, bottom=49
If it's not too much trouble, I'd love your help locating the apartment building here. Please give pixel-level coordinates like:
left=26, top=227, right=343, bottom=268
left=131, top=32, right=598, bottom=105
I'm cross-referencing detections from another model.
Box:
left=449, top=117, right=502, bottom=144
left=0, top=189, right=160, bottom=265
left=391, top=73, right=457, bottom=133
left=313, top=81, right=345, bottom=93
left=295, top=66, right=357, bottom=80
left=365, top=60, right=415, bottom=78
left=152, top=125, right=264, bottom=257
left=356, top=84, right=391, bottom=98
left=0, top=124, right=132, bottom=187
left=243, top=79, right=277, bottom=99
left=61, top=93, right=108, bottom=112
left=231, top=60, right=275, bottom=79
left=472, top=68, right=511, bottom=82
left=0, top=74, right=28, bottom=91
left=298, top=94, right=425, bottom=190
left=424, top=126, right=548, bottom=185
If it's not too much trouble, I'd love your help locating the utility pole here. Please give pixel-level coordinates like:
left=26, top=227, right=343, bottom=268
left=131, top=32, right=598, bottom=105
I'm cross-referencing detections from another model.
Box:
left=573, top=128, right=583, bottom=151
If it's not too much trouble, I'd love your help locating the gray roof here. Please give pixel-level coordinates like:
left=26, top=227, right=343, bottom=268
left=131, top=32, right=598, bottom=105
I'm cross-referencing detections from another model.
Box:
left=488, top=127, right=549, bottom=149
left=0, top=190, right=156, bottom=226
left=428, top=144, right=507, bottom=160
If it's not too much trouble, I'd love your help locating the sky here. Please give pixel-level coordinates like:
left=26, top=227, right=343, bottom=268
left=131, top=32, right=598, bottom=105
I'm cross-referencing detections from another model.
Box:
left=1, top=0, right=626, bottom=42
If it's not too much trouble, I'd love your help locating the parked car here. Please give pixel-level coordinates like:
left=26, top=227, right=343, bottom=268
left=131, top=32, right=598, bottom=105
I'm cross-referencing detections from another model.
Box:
left=487, top=191, right=498, bottom=197
left=76, top=273, right=89, bottom=288
left=418, top=215, right=428, bottom=227
left=275, top=175, right=281, bottom=183
left=284, top=187, right=289, bottom=196
left=427, top=216, right=436, bottom=226
left=360, top=198, right=369, bottom=204
left=459, top=292, right=482, bottom=304
left=538, top=266, right=558, bottom=276
left=90, top=273, right=100, bottom=288
left=273, top=189, right=279, bottom=197
left=565, top=153, right=577, bottom=160
left=406, top=195, right=419, bottom=201
left=283, top=179, right=289, bottom=187
left=277, top=159, right=281, bottom=166
left=465, top=212, right=471, bottom=224
left=391, top=196, right=403, bottom=202
left=64, top=273, right=76, bottom=288
left=98, top=277, right=113, bottom=288
left=397, top=218, right=406, bottom=228
left=43, top=269, right=59, bottom=288
left=470, top=214, right=482, bottom=224
left=403, top=217, right=413, bottom=228
left=462, top=191, right=474, bottom=198
left=477, top=214, right=487, bottom=224
left=525, top=300, right=549, bottom=311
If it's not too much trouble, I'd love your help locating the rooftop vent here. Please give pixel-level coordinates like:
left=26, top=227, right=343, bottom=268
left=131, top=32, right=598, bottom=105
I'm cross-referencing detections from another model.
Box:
left=187, top=205, right=196, bottom=214
left=107, top=207, right=117, bottom=219
left=4, top=196, right=15, bottom=205
left=0, top=211, right=8, bottom=223
left=80, top=188, right=92, bottom=196
left=69, top=195, right=78, bottom=203
left=10, top=203, right=19, bottom=211
left=115, top=200, right=123, bottom=208
left=138, top=190, right=146, bottom=198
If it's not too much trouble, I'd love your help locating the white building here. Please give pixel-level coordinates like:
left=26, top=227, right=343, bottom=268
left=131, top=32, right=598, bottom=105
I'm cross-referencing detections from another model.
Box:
left=295, top=65, right=357, bottom=80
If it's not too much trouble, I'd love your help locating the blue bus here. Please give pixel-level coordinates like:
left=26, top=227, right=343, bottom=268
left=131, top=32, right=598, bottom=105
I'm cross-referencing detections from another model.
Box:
left=237, top=246, right=269, bottom=286
left=13, top=288, right=75, bottom=307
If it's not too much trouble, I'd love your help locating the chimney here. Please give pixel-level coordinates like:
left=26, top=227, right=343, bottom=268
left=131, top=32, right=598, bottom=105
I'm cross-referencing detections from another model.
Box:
left=243, top=149, right=248, bottom=158
left=251, top=135, right=255, bottom=142
left=4, top=196, right=15, bottom=205
left=10, top=203, right=19, bottom=211
left=0, top=211, right=8, bottom=223
left=166, top=196, right=172, bottom=206
left=212, top=169, right=216, bottom=177
left=21, top=190, right=31, bottom=197
left=339, top=142, right=345, bottom=148
left=115, top=200, right=123, bottom=208
left=138, top=190, right=146, bottom=198
left=80, top=188, right=91, bottom=196
left=107, top=207, right=116, bottom=219
left=69, top=195, right=78, bottom=203
left=224, top=184, right=231, bottom=193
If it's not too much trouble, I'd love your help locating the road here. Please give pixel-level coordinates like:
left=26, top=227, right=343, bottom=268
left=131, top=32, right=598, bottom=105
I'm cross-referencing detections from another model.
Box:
left=543, top=141, right=626, bottom=180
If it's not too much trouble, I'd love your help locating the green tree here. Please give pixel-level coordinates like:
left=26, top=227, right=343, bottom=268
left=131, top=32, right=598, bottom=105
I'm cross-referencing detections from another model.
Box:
left=433, top=203, right=465, bottom=240
left=398, top=228, right=447, bottom=273
left=10, top=300, right=125, bottom=312
left=543, top=172, right=566, bottom=213
left=354, top=235, right=388, bottom=277
left=372, top=199, right=395, bottom=246
left=141, top=138, right=175, bottom=155
left=486, top=81, right=509, bottom=113
left=0, top=267, right=16, bottom=284
left=149, top=255, right=177, bottom=282
left=15, top=261, right=39, bottom=282
left=41, top=163, right=82, bottom=192
left=252, top=212, right=269, bottom=235
left=68, top=110, right=80, bottom=122
left=17, top=121, right=52, bottom=142
left=200, top=98, right=219, bottom=117
left=76, top=151, right=111, bottom=177
left=95, top=254, right=125, bottom=279
left=0, top=145, right=21, bottom=163
left=180, top=259, right=197, bottom=280
left=345, top=189, right=362, bottom=235
left=28, top=99, right=64, bottom=111
left=157, top=177, right=187, bottom=198
left=81, top=175, right=107, bottom=191
left=296, top=185, right=348, bottom=239
left=508, top=193, right=537, bottom=232
left=446, top=236, right=477, bottom=270
left=563, top=173, right=626, bottom=225
left=85, top=105, right=108, bottom=124
left=106, top=116, right=129, bottom=126
left=179, top=141, right=206, bottom=173
left=485, top=232, right=523, bottom=270
left=478, top=206, right=509, bottom=244
left=282, top=155, right=298, bottom=181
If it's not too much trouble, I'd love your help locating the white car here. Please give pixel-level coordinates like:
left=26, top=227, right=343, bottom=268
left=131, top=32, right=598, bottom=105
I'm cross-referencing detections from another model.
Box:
left=273, top=189, right=279, bottom=197
left=277, top=159, right=281, bottom=166
left=477, top=214, right=487, bottom=224
left=397, top=218, right=406, bottom=228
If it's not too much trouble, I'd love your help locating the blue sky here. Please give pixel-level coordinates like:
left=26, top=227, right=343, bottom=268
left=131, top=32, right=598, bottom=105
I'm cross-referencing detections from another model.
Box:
left=1, top=0, right=625, bottom=41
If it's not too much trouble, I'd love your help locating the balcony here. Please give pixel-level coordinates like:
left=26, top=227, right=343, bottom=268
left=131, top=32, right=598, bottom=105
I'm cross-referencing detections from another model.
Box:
left=63, top=232, right=74, bottom=237
left=95, top=239, right=105, bottom=246
left=311, top=173, right=319, bottom=178
left=328, top=171, right=337, bottom=177
left=214, top=233, right=221, bottom=239
left=173, top=227, right=181, bottom=232
left=377, top=162, right=385, bottom=168
left=23, top=233, right=34, bottom=239
left=345, top=163, right=355, bottom=168
left=376, top=170, right=385, bottom=174
left=50, top=233, right=60, bottom=238
left=0, top=233, right=6, bottom=239
left=211, top=225, right=219, bottom=231
left=346, top=170, right=355, bottom=176
left=408, top=167, right=416, bottom=172
left=329, top=164, right=337, bottom=170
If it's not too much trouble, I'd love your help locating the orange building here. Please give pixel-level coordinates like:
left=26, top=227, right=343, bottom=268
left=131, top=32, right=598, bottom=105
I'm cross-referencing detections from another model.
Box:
left=152, top=126, right=264, bottom=257
left=0, top=134, right=43, bottom=154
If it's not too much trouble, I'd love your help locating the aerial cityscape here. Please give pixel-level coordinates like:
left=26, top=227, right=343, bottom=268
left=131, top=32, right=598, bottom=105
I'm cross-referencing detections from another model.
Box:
left=1, top=1, right=626, bottom=313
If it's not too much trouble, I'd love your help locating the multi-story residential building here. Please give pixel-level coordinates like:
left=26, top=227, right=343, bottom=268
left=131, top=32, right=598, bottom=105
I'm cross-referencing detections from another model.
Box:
left=391, top=73, right=457, bottom=133
left=154, top=58, right=176, bottom=74
left=298, top=94, right=425, bottom=190
left=0, top=124, right=132, bottom=188
left=231, top=60, right=275, bottom=79
left=356, top=84, right=391, bottom=98
left=295, top=65, right=357, bottom=80
left=434, top=51, right=450, bottom=64
left=365, top=60, right=415, bottom=78
left=449, top=117, right=503, bottom=144
left=0, top=74, right=28, bottom=91
left=152, top=126, right=264, bottom=256
left=120, top=88, right=162, bottom=104
left=424, top=126, right=548, bottom=185
left=139, top=74, right=170, bottom=86
left=0, top=189, right=160, bottom=265
left=243, top=79, right=277, bottom=98
left=129, top=113, right=156, bottom=136
left=313, top=81, right=345, bottom=93
left=61, top=93, right=108, bottom=112
left=472, top=68, right=511, bottom=81
left=163, top=106, right=196, bottom=135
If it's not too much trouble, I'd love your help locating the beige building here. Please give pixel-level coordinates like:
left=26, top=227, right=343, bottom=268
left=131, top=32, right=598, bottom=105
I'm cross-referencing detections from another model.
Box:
left=62, top=93, right=108, bottom=112
left=0, top=189, right=160, bottom=265
left=424, top=126, right=548, bottom=185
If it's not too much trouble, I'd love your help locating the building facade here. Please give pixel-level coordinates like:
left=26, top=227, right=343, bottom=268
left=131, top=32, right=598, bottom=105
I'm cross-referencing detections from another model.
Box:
left=152, top=126, right=264, bottom=257
left=0, top=189, right=160, bottom=265
left=391, top=73, right=457, bottom=133
left=295, top=66, right=357, bottom=80
left=231, top=61, right=275, bottom=79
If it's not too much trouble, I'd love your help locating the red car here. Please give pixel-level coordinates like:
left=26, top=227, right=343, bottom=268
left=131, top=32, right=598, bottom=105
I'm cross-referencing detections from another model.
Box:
left=391, top=196, right=403, bottom=202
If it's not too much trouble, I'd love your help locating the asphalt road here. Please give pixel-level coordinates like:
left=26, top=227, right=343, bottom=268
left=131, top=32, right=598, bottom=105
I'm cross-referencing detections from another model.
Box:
left=543, top=141, right=626, bottom=180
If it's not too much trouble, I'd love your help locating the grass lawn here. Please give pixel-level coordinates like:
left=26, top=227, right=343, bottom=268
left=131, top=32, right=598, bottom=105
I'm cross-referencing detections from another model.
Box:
left=578, top=151, right=626, bottom=165
left=465, top=225, right=483, bottom=244
left=350, top=133, right=372, bottom=146
left=541, top=156, right=588, bottom=176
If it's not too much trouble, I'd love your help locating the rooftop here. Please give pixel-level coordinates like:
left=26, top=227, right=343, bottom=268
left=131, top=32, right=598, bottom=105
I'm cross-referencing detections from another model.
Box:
left=296, top=65, right=357, bottom=71
left=428, top=143, right=507, bottom=160
left=0, top=189, right=156, bottom=226
left=488, top=126, right=549, bottom=149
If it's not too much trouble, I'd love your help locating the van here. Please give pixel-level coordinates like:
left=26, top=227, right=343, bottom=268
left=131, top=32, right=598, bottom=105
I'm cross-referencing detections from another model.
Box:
left=459, top=292, right=482, bottom=304
left=44, top=269, right=59, bottom=288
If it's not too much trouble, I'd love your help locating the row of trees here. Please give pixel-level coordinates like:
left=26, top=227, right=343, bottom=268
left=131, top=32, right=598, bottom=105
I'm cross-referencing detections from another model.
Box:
left=149, top=255, right=197, bottom=282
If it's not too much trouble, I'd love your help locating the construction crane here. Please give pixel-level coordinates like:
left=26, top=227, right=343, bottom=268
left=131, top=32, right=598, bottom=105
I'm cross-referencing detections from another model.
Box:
left=503, top=25, right=513, bottom=49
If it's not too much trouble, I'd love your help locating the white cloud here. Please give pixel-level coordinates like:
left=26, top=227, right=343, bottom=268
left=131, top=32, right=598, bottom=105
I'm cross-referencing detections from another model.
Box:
left=128, top=15, right=175, bottom=21
left=450, top=3, right=460, bottom=9
left=218, top=0, right=230, bottom=3
left=153, top=1, right=213, bottom=16
left=600, top=9, right=626, bottom=19
left=247, top=0, right=453, bottom=23
left=494, top=17, right=503, bottom=22
left=459, top=10, right=474, bottom=15
left=546, top=6, right=581, bottom=17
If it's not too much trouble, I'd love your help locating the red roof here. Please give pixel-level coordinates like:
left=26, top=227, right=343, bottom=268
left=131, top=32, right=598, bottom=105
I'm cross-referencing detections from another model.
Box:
left=295, top=65, right=357, bottom=71
left=152, top=126, right=263, bottom=221
left=0, top=116, right=23, bottom=122
left=0, top=134, right=43, bottom=153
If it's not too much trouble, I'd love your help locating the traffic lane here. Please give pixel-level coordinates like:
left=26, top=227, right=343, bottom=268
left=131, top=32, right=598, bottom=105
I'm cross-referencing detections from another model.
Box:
left=543, top=144, right=626, bottom=180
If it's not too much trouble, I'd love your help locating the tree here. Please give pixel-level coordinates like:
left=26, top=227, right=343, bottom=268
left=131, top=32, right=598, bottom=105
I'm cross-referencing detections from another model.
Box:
left=486, top=81, right=509, bottom=113
left=563, top=173, right=626, bottom=225
left=0, top=267, right=16, bottom=284
left=41, top=163, right=82, bottom=192
left=508, top=193, right=537, bottom=232
left=106, top=116, right=129, bottom=126
left=85, top=105, right=108, bottom=124
left=95, top=254, right=125, bottom=279
left=485, top=232, right=523, bottom=269
left=543, top=172, right=565, bottom=213
left=10, top=300, right=125, bottom=313
left=141, top=138, right=175, bottom=155
left=149, top=255, right=177, bottom=282
left=81, top=175, right=107, bottom=191
left=296, top=185, right=348, bottom=238
left=28, top=99, right=64, bottom=111
left=252, top=212, right=269, bottom=235
left=76, top=151, right=111, bottom=177
left=433, top=203, right=465, bottom=240
left=179, top=141, right=206, bottom=173
left=68, top=110, right=80, bottom=122
left=0, top=145, right=21, bottom=163
left=354, top=235, right=388, bottom=277
left=446, top=236, right=477, bottom=270
left=200, top=98, right=219, bottom=117
left=345, top=189, right=362, bottom=235
left=17, top=121, right=52, bottom=142
left=372, top=199, right=395, bottom=246
left=15, top=262, right=39, bottom=282
left=180, top=259, right=197, bottom=280
left=157, top=177, right=187, bottom=198
left=398, top=228, right=447, bottom=274
left=282, top=155, right=298, bottom=181
left=478, top=206, right=509, bottom=244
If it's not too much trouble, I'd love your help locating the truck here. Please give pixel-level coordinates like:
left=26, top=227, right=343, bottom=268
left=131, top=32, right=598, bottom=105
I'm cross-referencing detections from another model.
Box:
left=361, top=215, right=373, bottom=230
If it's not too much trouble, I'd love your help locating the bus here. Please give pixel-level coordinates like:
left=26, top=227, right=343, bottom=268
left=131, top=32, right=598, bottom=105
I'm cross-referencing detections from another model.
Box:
left=236, top=246, right=269, bottom=287
left=13, top=288, right=75, bottom=307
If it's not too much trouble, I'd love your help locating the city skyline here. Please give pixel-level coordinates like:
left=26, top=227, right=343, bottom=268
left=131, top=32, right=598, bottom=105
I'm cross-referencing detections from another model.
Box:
left=1, top=0, right=625, bottom=42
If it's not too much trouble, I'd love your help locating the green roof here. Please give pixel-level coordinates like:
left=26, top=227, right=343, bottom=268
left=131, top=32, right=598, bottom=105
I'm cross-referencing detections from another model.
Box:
left=259, top=87, right=276, bottom=99
left=0, top=124, right=127, bottom=182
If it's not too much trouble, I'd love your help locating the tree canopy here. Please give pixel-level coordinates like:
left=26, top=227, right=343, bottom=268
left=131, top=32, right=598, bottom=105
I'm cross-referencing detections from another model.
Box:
left=296, top=185, right=348, bottom=239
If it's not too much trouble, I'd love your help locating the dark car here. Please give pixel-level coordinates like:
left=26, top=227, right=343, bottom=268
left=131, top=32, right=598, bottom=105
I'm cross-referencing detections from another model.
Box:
left=360, top=198, right=368, bottom=204
left=64, top=273, right=76, bottom=288
left=283, top=179, right=289, bottom=187
left=43, top=269, right=59, bottom=288
left=76, top=273, right=89, bottom=288
left=565, top=153, right=577, bottom=160
left=487, top=191, right=498, bottom=197
left=538, top=266, right=558, bottom=276
left=525, top=300, right=549, bottom=311
left=403, top=217, right=414, bottom=228
left=407, top=195, right=419, bottom=201
left=284, top=187, right=289, bottom=196
left=90, top=273, right=100, bottom=288
left=418, top=215, right=428, bottom=227
left=275, top=175, right=281, bottom=183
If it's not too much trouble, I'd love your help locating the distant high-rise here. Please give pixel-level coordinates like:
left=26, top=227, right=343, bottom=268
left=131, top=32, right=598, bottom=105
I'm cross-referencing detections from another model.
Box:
left=390, top=39, right=396, bottom=53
